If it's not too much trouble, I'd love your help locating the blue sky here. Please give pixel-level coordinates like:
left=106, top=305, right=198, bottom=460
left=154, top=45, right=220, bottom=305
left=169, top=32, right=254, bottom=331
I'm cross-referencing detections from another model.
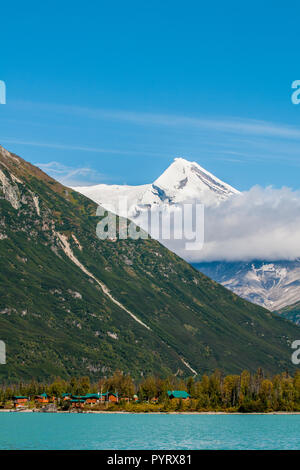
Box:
left=1, top=1, right=300, bottom=190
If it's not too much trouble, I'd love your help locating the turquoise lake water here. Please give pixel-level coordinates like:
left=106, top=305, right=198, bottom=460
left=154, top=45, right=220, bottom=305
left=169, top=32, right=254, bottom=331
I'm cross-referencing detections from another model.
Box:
left=0, top=413, right=300, bottom=450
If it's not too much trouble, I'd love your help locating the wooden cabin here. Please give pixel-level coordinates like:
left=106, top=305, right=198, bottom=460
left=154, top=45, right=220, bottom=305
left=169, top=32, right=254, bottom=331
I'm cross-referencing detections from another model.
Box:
left=83, top=393, right=100, bottom=404
left=99, top=393, right=106, bottom=403
left=70, top=394, right=98, bottom=405
left=71, top=399, right=85, bottom=409
left=13, top=396, right=29, bottom=408
left=63, top=392, right=120, bottom=405
left=62, top=393, right=71, bottom=401
left=35, top=392, right=49, bottom=404
left=106, top=393, right=118, bottom=403
left=150, top=397, right=159, bottom=403
left=97, top=392, right=119, bottom=402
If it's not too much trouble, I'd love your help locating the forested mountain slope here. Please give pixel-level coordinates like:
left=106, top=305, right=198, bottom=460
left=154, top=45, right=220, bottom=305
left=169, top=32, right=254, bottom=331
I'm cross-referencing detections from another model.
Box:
left=0, top=145, right=298, bottom=381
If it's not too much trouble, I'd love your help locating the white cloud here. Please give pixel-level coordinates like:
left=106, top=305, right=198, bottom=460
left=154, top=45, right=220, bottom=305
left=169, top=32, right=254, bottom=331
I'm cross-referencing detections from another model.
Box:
left=151, top=187, right=300, bottom=263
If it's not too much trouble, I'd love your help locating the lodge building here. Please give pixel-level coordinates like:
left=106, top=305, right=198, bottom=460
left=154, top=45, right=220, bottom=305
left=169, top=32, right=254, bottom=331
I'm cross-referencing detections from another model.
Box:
left=11, top=390, right=190, bottom=409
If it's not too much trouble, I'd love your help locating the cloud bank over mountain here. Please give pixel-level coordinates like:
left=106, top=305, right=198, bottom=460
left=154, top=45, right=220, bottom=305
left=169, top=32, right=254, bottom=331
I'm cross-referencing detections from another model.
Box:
left=73, top=158, right=300, bottom=263
left=180, top=186, right=300, bottom=262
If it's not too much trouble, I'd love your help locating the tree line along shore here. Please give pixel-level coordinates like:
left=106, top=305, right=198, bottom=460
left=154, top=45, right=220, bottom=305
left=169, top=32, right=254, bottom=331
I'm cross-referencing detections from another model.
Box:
left=1, top=369, right=300, bottom=413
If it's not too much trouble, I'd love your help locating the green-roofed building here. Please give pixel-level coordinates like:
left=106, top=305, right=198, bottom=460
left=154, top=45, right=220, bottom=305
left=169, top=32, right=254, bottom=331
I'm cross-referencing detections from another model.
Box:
left=12, top=396, right=29, bottom=408
left=70, top=393, right=101, bottom=403
left=71, top=398, right=85, bottom=409
left=35, top=392, right=49, bottom=403
left=83, top=393, right=100, bottom=399
left=62, top=393, right=72, bottom=401
left=167, top=390, right=191, bottom=399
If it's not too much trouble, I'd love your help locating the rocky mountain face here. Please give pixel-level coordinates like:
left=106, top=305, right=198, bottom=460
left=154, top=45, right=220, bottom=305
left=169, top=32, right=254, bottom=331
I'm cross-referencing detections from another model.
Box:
left=195, top=260, right=300, bottom=312
left=0, top=145, right=299, bottom=382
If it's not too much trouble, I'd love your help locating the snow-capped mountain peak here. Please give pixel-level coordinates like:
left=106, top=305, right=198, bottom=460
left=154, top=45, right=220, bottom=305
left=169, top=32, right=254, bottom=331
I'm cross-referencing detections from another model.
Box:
left=153, top=157, right=239, bottom=203
left=74, top=157, right=239, bottom=214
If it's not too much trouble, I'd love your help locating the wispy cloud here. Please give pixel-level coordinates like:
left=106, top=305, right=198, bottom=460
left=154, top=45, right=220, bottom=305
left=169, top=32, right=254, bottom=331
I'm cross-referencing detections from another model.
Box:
left=35, top=161, right=106, bottom=186
left=0, top=137, right=170, bottom=159
left=0, top=138, right=130, bottom=154
left=12, top=99, right=300, bottom=141
left=5, top=100, right=300, bottom=181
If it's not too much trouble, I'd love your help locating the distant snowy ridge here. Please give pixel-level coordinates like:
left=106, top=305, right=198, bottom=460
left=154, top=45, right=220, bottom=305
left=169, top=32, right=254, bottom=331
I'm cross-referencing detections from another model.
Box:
left=196, top=260, right=300, bottom=311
